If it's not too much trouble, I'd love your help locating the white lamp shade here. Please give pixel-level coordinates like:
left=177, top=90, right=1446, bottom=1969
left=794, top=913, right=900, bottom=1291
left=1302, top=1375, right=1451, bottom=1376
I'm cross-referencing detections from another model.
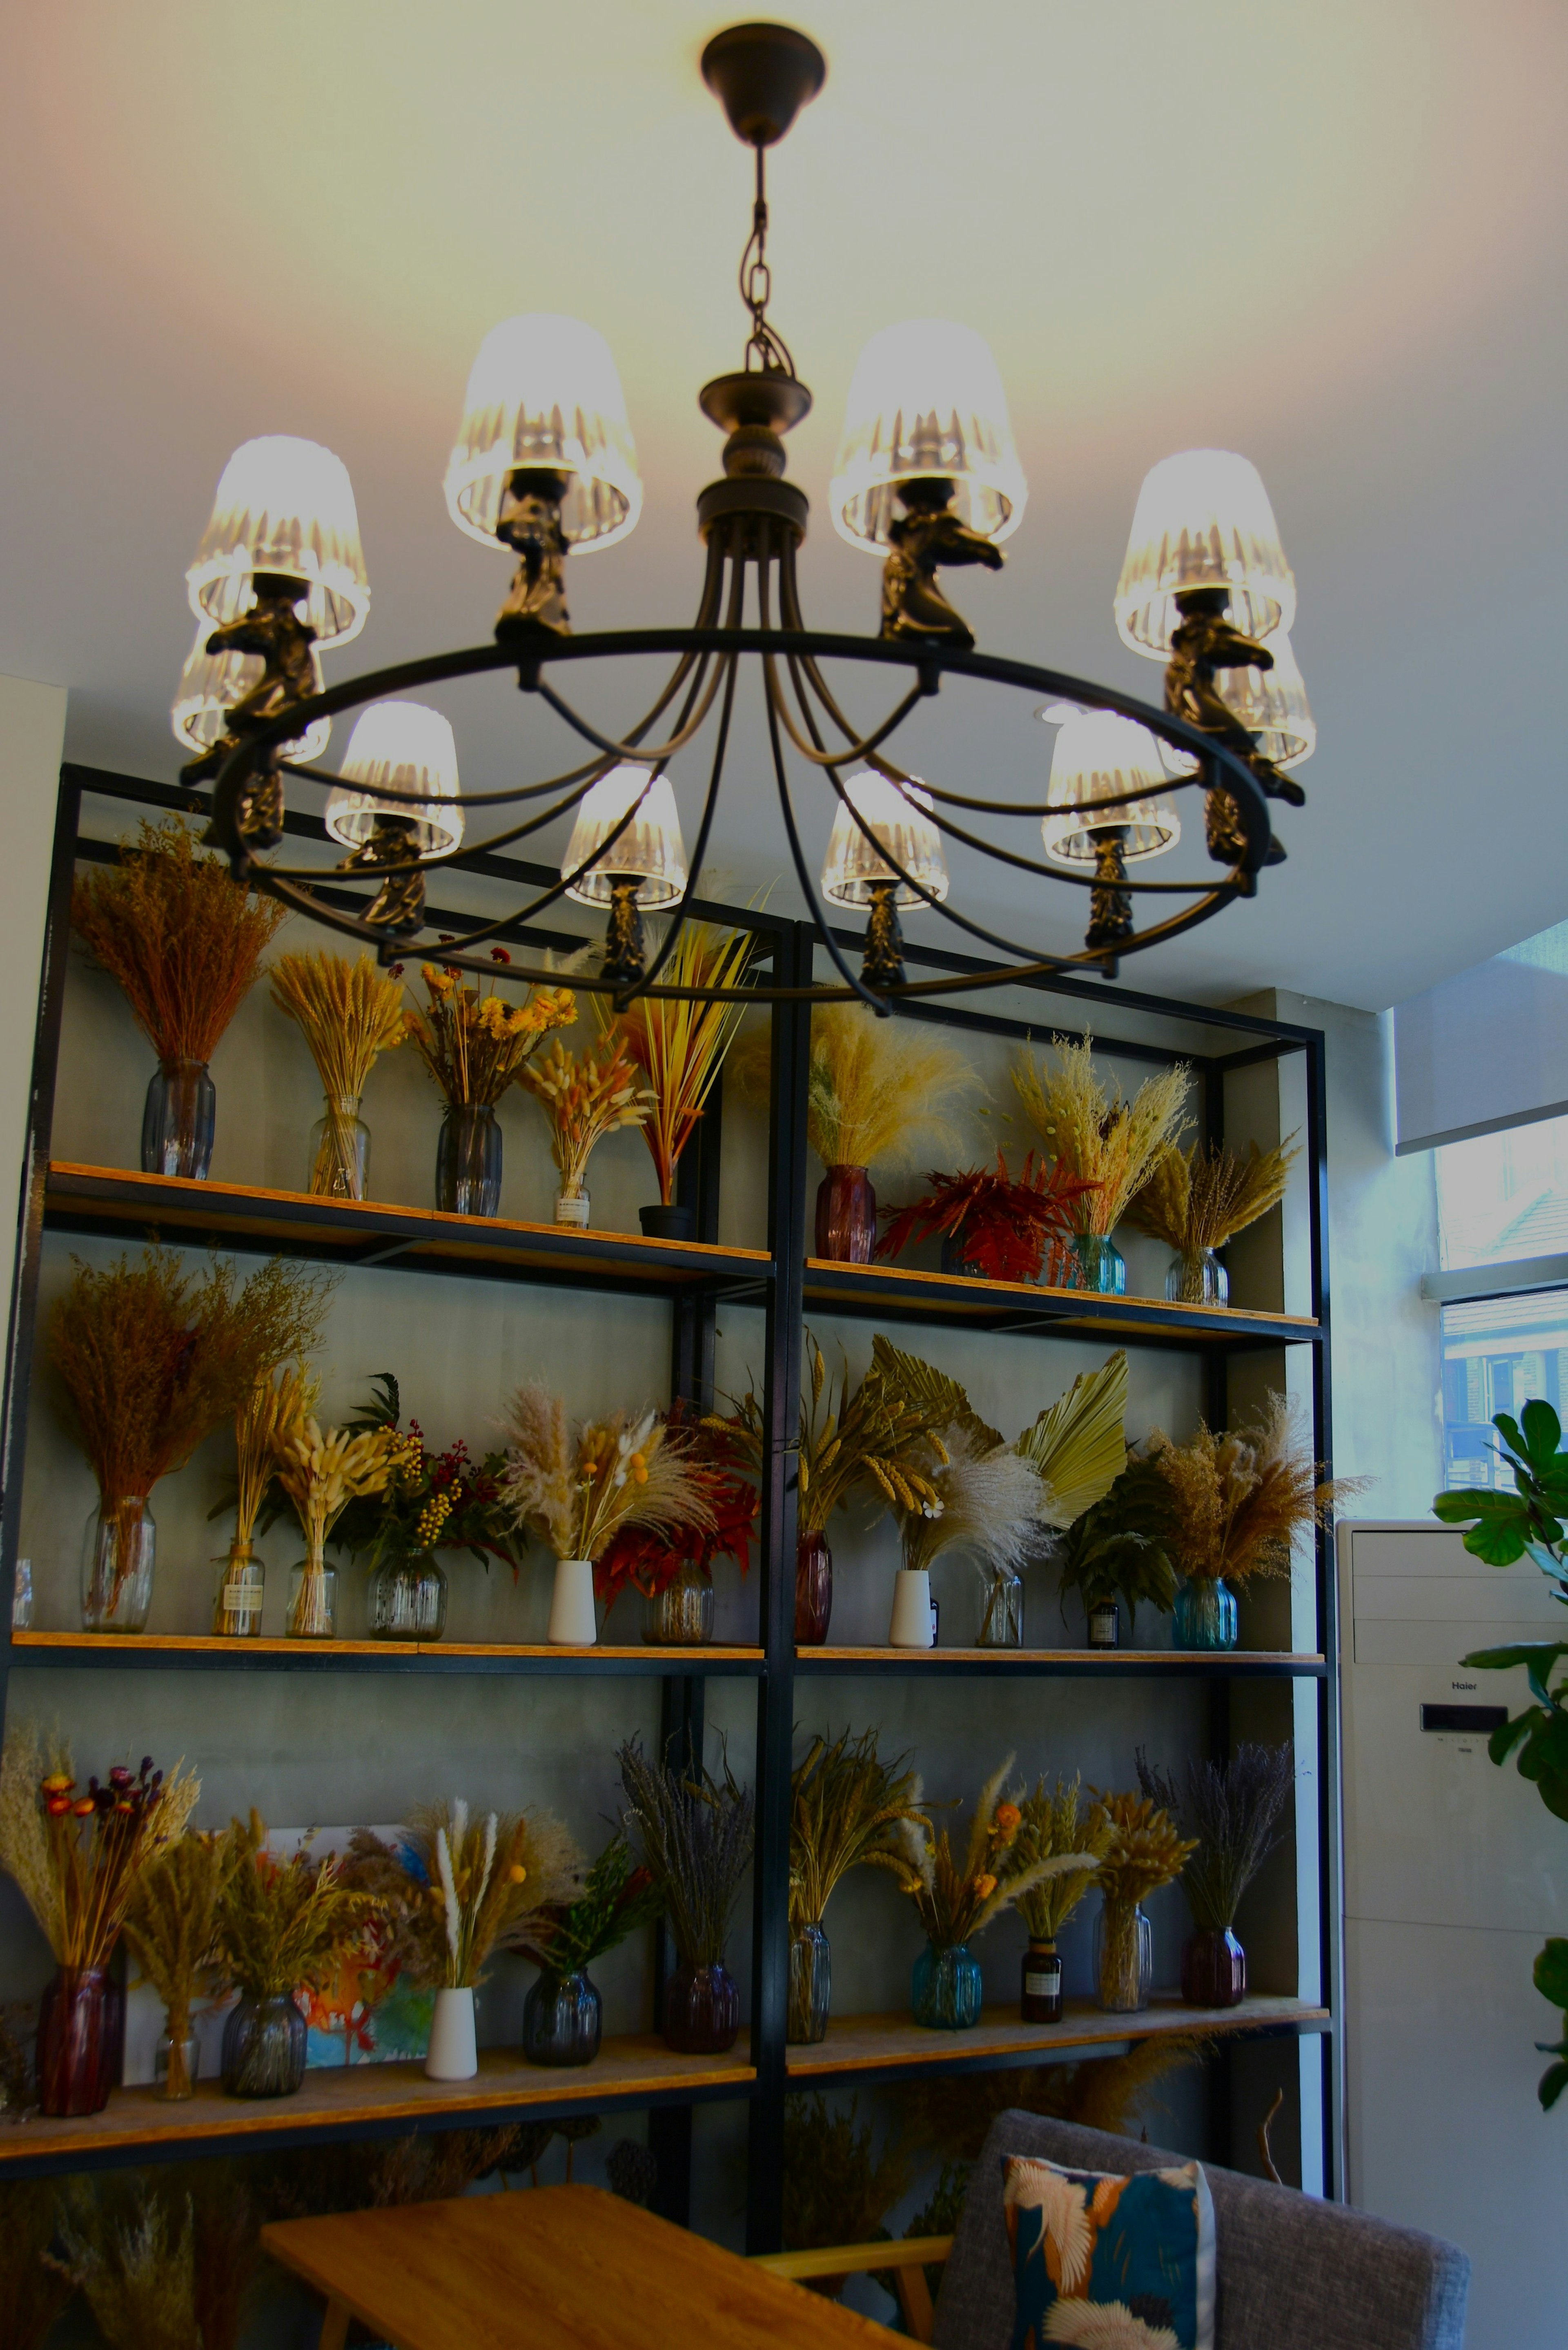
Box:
left=1218, top=630, right=1316, bottom=768
left=1042, top=711, right=1180, bottom=866
left=820, top=770, right=949, bottom=907
left=561, top=764, right=686, bottom=907
left=325, top=699, right=464, bottom=858
left=187, top=436, right=369, bottom=647
left=445, top=314, right=641, bottom=552
left=171, top=626, right=332, bottom=763
left=1114, top=448, right=1294, bottom=657
left=830, top=320, right=1027, bottom=552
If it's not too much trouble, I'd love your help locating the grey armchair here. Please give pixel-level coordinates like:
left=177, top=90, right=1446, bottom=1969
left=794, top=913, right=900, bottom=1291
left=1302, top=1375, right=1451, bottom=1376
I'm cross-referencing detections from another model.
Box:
left=931, top=2112, right=1469, bottom=2350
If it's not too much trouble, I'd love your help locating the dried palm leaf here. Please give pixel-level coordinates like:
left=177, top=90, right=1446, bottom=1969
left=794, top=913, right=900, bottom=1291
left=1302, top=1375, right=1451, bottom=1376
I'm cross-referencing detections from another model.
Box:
left=1014, top=1353, right=1129, bottom=1529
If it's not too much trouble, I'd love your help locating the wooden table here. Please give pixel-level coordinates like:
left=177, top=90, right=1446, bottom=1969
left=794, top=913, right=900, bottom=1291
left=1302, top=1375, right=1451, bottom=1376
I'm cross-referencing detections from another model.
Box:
left=261, top=2183, right=896, bottom=2348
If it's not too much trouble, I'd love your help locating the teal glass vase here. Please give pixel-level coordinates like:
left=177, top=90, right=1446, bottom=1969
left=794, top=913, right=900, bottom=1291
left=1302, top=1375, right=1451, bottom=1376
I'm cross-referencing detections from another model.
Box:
left=1067, top=1234, right=1125, bottom=1295
left=911, top=1941, right=983, bottom=2031
left=1173, top=1576, right=1238, bottom=1650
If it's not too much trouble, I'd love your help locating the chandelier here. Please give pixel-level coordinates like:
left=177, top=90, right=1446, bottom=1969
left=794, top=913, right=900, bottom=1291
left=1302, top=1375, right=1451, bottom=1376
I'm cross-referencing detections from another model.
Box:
left=178, top=20, right=1312, bottom=1010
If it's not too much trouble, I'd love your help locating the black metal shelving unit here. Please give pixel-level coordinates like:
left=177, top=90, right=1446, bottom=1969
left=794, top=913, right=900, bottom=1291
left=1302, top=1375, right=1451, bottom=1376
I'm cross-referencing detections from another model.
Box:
left=0, top=767, right=1336, bottom=2235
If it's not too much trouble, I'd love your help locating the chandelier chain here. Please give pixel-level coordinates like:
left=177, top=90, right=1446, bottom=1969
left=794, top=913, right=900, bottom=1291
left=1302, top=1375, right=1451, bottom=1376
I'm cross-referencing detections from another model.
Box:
left=739, top=144, right=796, bottom=379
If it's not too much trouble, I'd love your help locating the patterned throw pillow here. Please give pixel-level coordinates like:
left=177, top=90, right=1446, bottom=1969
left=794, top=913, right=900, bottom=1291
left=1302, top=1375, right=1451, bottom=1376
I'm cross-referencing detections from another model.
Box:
left=1001, top=2152, right=1216, bottom=2350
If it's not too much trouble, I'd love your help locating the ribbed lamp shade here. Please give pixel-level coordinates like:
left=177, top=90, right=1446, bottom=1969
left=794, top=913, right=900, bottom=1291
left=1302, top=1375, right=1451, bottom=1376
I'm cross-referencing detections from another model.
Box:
left=820, top=770, right=949, bottom=907
left=170, top=626, right=332, bottom=763
left=1218, top=630, right=1316, bottom=768
left=1041, top=712, right=1180, bottom=867
left=561, top=764, right=687, bottom=907
left=324, top=700, right=465, bottom=858
left=830, top=320, right=1026, bottom=551
left=1114, top=448, right=1294, bottom=657
left=187, top=436, right=370, bottom=646
left=445, top=313, right=641, bottom=552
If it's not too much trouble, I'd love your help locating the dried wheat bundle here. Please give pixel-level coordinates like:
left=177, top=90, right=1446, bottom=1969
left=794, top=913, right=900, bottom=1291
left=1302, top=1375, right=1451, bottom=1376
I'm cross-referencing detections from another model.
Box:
left=123, top=1824, right=253, bottom=2097
left=789, top=1729, right=928, bottom=1931
left=71, top=818, right=286, bottom=1065
left=1147, top=1393, right=1370, bottom=1588
left=715, top=1334, right=948, bottom=1537
left=274, top=1419, right=400, bottom=1556
left=50, top=2184, right=203, bottom=2350
left=806, top=1005, right=978, bottom=1172
left=213, top=1815, right=380, bottom=2001
left=593, top=921, right=753, bottom=1204
left=1011, top=1775, right=1114, bottom=1943
left=1095, top=1791, right=1198, bottom=1908
left=1127, top=1133, right=1300, bottom=1254
left=270, top=950, right=405, bottom=1104
left=1013, top=1031, right=1189, bottom=1235
left=231, top=1361, right=318, bottom=1550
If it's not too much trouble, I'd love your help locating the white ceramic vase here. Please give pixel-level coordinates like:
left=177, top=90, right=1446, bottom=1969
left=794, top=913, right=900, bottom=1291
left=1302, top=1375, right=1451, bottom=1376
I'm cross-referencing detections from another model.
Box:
left=425, top=1985, right=477, bottom=2081
left=548, top=1557, right=598, bottom=1646
left=889, top=1566, right=934, bottom=1648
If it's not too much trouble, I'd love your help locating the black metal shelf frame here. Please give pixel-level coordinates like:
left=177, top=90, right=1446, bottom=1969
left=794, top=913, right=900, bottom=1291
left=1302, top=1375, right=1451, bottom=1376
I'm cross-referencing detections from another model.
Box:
left=0, top=768, right=1336, bottom=2236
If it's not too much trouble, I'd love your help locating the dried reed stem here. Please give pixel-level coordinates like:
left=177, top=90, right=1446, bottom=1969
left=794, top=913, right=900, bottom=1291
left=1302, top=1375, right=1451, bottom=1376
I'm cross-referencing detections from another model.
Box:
left=1013, top=1032, right=1189, bottom=1234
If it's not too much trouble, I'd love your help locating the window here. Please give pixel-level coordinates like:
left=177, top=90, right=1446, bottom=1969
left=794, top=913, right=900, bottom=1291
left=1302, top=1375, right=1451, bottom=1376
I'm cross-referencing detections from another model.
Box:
left=1439, top=1291, right=1568, bottom=1490
left=1434, top=1110, right=1568, bottom=1271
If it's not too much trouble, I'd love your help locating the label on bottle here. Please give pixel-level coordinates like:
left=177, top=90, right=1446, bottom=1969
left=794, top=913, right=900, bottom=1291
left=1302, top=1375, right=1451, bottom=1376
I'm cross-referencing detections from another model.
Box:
left=1025, top=1968, right=1061, bottom=1997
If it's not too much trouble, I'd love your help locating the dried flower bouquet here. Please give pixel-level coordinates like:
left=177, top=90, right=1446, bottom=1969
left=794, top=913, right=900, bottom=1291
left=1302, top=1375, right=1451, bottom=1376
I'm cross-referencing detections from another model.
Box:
left=1011, top=1775, right=1114, bottom=1946
left=1127, top=1134, right=1300, bottom=1257
left=123, top=1821, right=254, bottom=2098
left=274, top=1414, right=401, bottom=1636
left=1138, top=1743, right=1295, bottom=1933
left=518, top=1029, right=652, bottom=1208
left=618, top=1739, right=754, bottom=1971
left=713, top=1335, right=949, bottom=1539
left=213, top=1815, right=380, bottom=2003
left=884, top=1759, right=1087, bottom=1951
left=593, top=1405, right=758, bottom=1612
left=403, top=952, right=575, bottom=1106
left=878, top=1151, right=1096, bottom=1284
left=594, top=920, right=753, bottom=1206
left=804, top=1005, right=976, bottom=1174
left=1093, top=1791, right=1198, bottom=2010
left=509, top=1833, right=662, bottom=1981
left=501, top=1387, right=714, bottom=1566
left=1147, top=1393, right=1368, bottom=1590
left=330, top=1373, right=524, bottom=1579
left=788, top=1728, right=927, bottom=1932
left=1013, top=1031, right=1189, bottom=1238
left=0, top=1725, right=198, bottom=1970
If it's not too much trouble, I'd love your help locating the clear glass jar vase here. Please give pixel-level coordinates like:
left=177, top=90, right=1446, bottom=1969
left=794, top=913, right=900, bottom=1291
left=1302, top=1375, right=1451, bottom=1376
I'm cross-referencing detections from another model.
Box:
left=1095, top=1898, right=1153, bottom=2014
left=221, top=1992, right=307, bottom=2097
left=1183, top=1925, right=1246, bottom=2008
left=788, top=1922, right=831, bottom=2045
left=36, top=1964, right=120, bottom=2116
left=663, top=1958, right=741, bottom=2054
left=309, top=1094, right=370, bottom=1200
left=555, top=1181, right=590, bottom=1228
left=436, top=1102, right=502, bottom=1218
left=141, top=1058, right=215, bottom=1181
left=642, top=1562, right=714, bottom=1645
left=287, top=1546, right=336, bottom=1639
left=976, top=1564, right=1023, bottom=1647
left=912, top=1941, right=983, bottom=2031
left=1166, top=1247, right=1227, bottom=1305
left=815, top=1165, right=876, bottom=1261
left=1020, top=1940, right=1063, bottom=2024
left=82, top=1498, right=155, bottom=1633
left=522, top=1969, right=603, bottom=2066
left=156, top=2027, right=200, bottom=2100
left=795, top=1530, right=832, bottom=1646
left=370, top=1553, right=447, bottom=1641
left=1173, top=1576, right=1238, bottom=1651
left=212, top=1541, right=265, bottom=1638
left=1067, top=1233, right=1126, bottom=1295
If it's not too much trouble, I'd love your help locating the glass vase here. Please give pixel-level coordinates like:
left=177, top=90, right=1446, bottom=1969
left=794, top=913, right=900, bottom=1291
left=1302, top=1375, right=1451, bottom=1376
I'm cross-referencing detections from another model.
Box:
left=36, top=1965, right=120, bottom=2116
left=976, top=1564, right=1023, bottom=1647
left=795, top=1530, right=832, bottom=1646
left=815, top=1165, right=875, bottom=1262
left=155, top=2027, right=200, bottom=2100
left=1068, top=1233, right=1126, bottom=1295
left=81, top=1498, right=154, bottom=1633
left=370, top=1553, right=447, bottom=1641
left=1167, top=1247, right=1227, bottom=1306
left=1095, top=1898, right=1153, bottom=2014
left=788, top=1922, right=831, bottom=2045
left=1021, top=1941, right=1063, bottom=2024
left=1183, top=1925, right=1247, bottom=2008
left=141, top=1058, right=215, bottom=1181
left=221, top=1992, right=307, bottom=2097
left=212, top=1541, right=265, bottom=1638
left=663, top=1958, right=741, bottom=2054
left=436, top=1102, right=502, bottom=1218
left=522, top=1970, right=603, bottom=2066
left=287, top=1546, right=336, bottom=1639
left=1173, top=1576, right=1238, bottom=1651
left=308, top=1094, right=370, bottom=1200
left=912, top=1941, right=983, bottom=2031
left=555, top=1181, right=590, bottom=1228
left=642, top=1562, right=714, bottom=1646
left=1086, top=1597, right=1121, bottom=1650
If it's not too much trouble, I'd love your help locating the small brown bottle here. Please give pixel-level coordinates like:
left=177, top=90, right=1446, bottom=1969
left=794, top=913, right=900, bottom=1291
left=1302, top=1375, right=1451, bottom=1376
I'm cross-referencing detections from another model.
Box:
left=1021, top=1940, right=1063, bottom=2024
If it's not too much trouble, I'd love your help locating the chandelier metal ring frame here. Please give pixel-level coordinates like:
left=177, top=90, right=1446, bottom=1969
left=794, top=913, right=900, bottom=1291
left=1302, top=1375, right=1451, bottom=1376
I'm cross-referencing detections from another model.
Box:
left=189, top=18, right=1307, bottom=1015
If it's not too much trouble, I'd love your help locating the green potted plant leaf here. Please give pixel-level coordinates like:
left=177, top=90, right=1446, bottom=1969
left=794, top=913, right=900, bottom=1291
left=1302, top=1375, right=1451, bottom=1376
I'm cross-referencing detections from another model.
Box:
left=1055, top=1456, right=1178, bottom=1649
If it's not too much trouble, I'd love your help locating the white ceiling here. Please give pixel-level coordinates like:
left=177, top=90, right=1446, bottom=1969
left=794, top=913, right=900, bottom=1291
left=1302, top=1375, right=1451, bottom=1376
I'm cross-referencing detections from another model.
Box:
left=2, top=0, right=1564, bottom=1011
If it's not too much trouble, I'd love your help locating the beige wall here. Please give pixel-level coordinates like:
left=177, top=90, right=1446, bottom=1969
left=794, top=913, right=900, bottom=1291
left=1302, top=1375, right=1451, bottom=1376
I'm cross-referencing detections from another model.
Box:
left=0, top=676, right=66, bottom=1347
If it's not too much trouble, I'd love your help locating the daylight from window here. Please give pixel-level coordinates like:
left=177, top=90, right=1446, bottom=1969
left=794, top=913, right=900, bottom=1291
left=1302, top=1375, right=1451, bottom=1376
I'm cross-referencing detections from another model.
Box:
left=1434, top=1113, right=1568, bottom=1489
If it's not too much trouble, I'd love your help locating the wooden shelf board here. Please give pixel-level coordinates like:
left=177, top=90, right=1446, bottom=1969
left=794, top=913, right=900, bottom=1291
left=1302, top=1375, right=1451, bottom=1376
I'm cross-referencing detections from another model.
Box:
left=42, top=1166, right=772, bottom=1294
left=9, top=1634, right=764, bottom=1677
left=787, top=1995, right=1328, bottom=2080
left=0, top=2038, right=757, bottom=2171
left=804, top=1256, right=1320, bottom=1348
left=797, top=1647, right=1327, bottom=1678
